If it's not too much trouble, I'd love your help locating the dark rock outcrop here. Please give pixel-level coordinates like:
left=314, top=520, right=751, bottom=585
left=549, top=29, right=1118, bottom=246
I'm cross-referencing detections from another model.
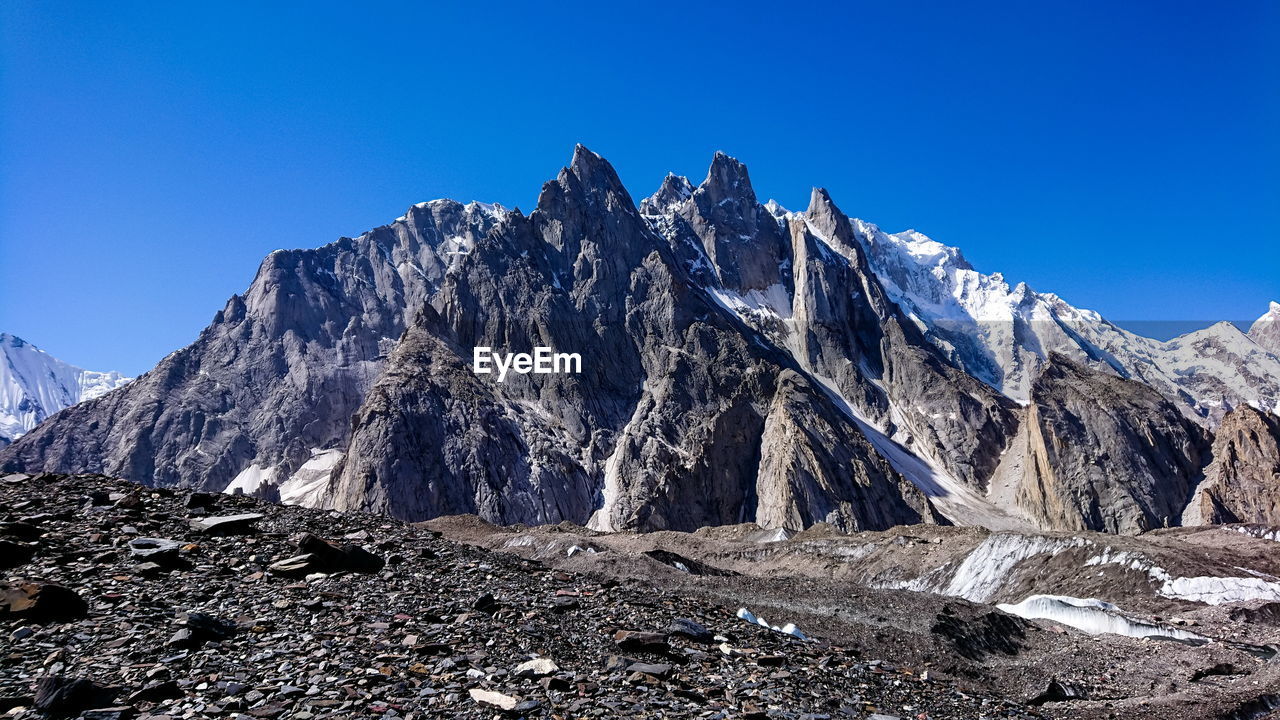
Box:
left=1185, top=405, right=1280, bottom=524
left=1009, top=354, right=1210, bottom=533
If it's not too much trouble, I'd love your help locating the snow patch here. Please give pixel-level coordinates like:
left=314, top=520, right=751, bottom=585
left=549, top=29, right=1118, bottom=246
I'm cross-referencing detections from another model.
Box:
left=1234, top=526, right=1280, bottom=543
left=706, top=283, right=793, bottom=321
left=736, top=607, right=807, bottom=640
left=566, top=545, right=598, bottom=558
left=224, top=463, right=279, bottom=497
left=1085, top=546, right=1280, bottom=605
left=942, top=535, right=1087, bottom=602
left=278, top=448, right=343, bottom=508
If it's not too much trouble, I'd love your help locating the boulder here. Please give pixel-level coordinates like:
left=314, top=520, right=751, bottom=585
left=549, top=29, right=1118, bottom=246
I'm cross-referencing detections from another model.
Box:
left=1, top=582, right=87, bottom=623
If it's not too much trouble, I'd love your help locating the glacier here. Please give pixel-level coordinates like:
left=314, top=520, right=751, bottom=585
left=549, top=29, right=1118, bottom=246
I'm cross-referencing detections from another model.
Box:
left=0, top=333, right=131, bottom=442
left=996, top=594, right=1206, bottom=642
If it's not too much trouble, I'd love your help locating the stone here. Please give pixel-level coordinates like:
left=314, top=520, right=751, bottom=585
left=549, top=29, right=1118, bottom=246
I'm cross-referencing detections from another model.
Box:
left=550, top=596, right=579, bottom=612
left=184, top=492, right=217, bottom=509
left=1, top=582, right=88, bottom=622
left=664, top=618, right=714, bottom=643
left=33, top=677, right=115, bottom=714
left=603, top=654, right=636, bottom=672
left=1028, top=679, right=1088, bottom=706
left=129, top=681, right=182, bottom=703
left=267, top=534, right=384, bottom=576
left=512, top=658, right=558, bottom=678
left=79, top=707, right=137, bottom=720
left=128, top=537, right=184, bottom=565
left=473, top=592, right=500, bottom=613
left=613, top=630, right=668, bottom=653
left=0, top=521, right=42, bottom=539
left=625, top=662, right=672, bottom=677
left=0, top=539, right=34, bottom=568
left=169, top=611, right=235, bottom=648
left=468, top=688, right=519, bottom=711
left=189, top=514, right=264, bottom=535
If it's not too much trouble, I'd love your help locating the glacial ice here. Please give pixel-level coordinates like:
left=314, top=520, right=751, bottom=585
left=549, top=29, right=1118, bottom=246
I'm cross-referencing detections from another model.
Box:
left=997, top=594, right=1206, bottom=642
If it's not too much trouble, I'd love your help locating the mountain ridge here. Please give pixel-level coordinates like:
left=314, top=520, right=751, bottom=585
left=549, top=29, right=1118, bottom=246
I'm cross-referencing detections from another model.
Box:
left=3, top=147, right=1278, bottom=539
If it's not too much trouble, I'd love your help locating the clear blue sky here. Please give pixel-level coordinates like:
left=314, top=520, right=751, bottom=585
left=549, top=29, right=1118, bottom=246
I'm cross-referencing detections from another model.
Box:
left=2, top=1, right=1277, bottom=376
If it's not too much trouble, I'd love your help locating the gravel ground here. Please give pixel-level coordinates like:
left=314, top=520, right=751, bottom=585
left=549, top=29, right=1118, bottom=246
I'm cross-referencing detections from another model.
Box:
left=2, top=473, right=1045, bottom=720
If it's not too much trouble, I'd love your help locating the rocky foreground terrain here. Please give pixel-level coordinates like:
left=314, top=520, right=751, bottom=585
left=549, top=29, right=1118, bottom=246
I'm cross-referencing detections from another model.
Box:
left=5, top=473, right=1280, bottom=720
left=2, top=472, right=1045, bottom=720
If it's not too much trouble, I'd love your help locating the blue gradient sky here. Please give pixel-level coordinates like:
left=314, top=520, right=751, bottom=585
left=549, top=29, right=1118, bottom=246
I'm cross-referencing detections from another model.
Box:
left=2, top=1, right=1277, bottom=376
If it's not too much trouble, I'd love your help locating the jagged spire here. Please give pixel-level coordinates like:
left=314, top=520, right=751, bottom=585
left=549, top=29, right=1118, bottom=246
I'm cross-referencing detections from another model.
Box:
left=640, top=173, right=694, bottom=215
left=698, top=151, right=757, bottom=207
left=537, top=145, right=636, bottom=216
left=567, top=144, right=629, bottom=198
left=804, top=187, right=857, bottom=250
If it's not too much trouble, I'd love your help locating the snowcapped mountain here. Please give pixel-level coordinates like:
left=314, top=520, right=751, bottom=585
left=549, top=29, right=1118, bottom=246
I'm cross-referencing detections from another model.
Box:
left=1251, top=301, right=1280, bottom=355
left=0, top=333, right=132, bottom=442
left=853, top=222, right=1280, bottom=424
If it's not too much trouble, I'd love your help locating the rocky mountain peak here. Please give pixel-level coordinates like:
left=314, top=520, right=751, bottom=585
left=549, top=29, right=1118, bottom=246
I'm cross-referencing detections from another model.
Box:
left=537, top=146, right=638, bottom=223
left=568, top=144, right=633, bottom=202
left=1250, top=301, right=1280, bottom=355
left=697, top=151, right=757, bottom=208
left=641, top=152, right=792, bottom=294
left=803, top=188, right=861, bottom=257
left=6, top=145, right=1280, bottom=547
left=640, top=173, right=694, bottom=216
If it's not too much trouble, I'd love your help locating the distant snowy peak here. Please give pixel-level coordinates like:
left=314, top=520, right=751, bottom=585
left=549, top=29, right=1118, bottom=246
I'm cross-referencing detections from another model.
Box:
left=1250, top=301, right=1280, bottom=355
left=852, top=222, right=1280, bottom=423
left=0, top=333, right=131, bottom=441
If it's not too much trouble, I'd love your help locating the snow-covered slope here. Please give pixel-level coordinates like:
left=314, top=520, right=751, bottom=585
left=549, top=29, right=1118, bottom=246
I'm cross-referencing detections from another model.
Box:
left=857, top=223, right=1280, bottom=424
left=0, top=333, right=131, bottom=442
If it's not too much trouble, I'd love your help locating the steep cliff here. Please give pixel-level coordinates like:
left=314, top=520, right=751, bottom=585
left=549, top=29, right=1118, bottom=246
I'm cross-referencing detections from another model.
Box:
left=1184, top=405, right=1280, bottom=525
left=1011, top=355, right=1210, bottom=533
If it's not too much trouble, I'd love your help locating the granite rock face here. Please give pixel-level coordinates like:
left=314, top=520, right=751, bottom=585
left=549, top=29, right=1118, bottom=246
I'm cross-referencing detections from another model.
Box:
left=331, top=148, right=934, bottom=531
left=1010, top=354, right=1211, bottom=533
left=1185, top=405, right=1280, bottom=525
left=644, top=168, right=1020, bottom=495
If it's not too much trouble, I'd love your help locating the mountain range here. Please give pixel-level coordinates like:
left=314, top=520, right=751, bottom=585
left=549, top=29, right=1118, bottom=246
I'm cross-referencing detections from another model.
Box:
left=3, top=146, right=1279, bottom=536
